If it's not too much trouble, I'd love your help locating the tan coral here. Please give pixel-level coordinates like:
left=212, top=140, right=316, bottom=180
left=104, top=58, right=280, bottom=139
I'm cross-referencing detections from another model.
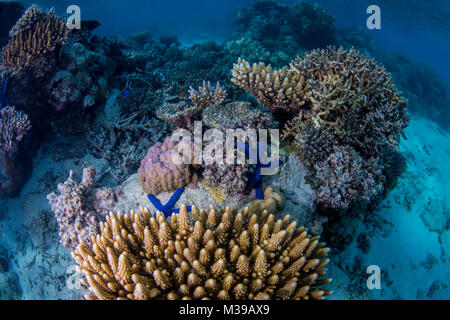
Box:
left=72, top=205, right=332, bottom=300
left=248, top=187, right=284, bottom=216
left=231, top=57, right=311, bottom=113
left=189, top=81, right=227, bottom=107
left=1, top=5, right=68, bottom=73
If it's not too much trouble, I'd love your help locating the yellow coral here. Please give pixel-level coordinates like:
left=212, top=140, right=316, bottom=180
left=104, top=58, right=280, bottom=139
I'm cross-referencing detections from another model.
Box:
left=72, top=205, right=332, bottom=300
left=201, top=179, right=227, bottom=204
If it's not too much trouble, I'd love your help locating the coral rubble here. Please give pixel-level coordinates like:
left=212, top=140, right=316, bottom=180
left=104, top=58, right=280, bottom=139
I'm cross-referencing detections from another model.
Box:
left=72, top=205, right=332, bottom=300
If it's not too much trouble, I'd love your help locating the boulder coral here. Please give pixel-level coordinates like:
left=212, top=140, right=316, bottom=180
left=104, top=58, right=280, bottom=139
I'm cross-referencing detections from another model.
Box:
left=72, top=205, right=332, bottom=300
left=138, top=136, right=198, bottom=195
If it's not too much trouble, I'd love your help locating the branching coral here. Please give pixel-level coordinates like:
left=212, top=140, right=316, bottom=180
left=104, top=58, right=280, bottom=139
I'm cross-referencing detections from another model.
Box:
left=234, top=47, right=408, bottom=210
left=72, top=205, right=332, bottom=300
left=248, top=187, right=283, bottom=216
left=189, top=80, right=227, bottom=107
left=138, top=136, right=198, bottom=195
left=1, top=5, right=68, bottom=73
left=202, top=134, right=252, bottom=196
left=231, top=57, right=311, bottom=113
left=0, top=106, right=31, bottom=159
left=314, top=146, right=384, bottom=210
left=47, top=167, right=100, bottom=250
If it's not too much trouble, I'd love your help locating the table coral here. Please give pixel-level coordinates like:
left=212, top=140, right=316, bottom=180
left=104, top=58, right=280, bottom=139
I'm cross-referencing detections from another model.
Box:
left=201, top=101, right=275, bottom=130
left=72, top=205, right=332, bottom=300
left=156, top=97, right=203, bottom=130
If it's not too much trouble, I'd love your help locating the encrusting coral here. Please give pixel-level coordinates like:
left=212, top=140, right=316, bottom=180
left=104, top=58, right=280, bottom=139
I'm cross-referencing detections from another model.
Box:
left=189, top=80, right=227, bottom=107
left=72, top=205, right=332, bottom=300
left=138, top=136, right=198, bottom=195
left=1, top=5, right=68, bottom=73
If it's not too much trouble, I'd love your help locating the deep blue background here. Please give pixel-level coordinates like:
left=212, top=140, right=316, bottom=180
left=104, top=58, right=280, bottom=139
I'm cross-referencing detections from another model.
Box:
left=19, top=0, right=450, bottom=89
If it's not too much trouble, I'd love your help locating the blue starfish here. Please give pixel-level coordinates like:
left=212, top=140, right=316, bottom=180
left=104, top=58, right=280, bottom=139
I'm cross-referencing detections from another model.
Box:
left=147, top=187, right=192, bottom=217
left=0, top=76, right=11, bottom=108
left=236, top=141, right=280, bottom=200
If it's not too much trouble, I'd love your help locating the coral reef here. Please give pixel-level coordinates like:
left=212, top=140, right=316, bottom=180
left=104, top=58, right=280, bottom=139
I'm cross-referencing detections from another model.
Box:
left=287, top=2, right=336, bottom=49
left=231, top=57, right=311, bottom=113
left=201, top=101, right=275, bottom=130
left=202, top=134, right=252, bottom=196
left=0, top=106, right=31, bottom=197
left=189, top=80, right=227, bottom=107
left=314, top=146, right=384, bottom=210
left=1, top=5, right=68, bottom=73
left=156, top=97, right=202, bottom=130
left=72, top=205, right=332, bottom=300
left=232, top=46, right=409, bottom=210
left=0, top=106, right=31, bottom=160
left=138, top=136, right=198, bottom=195
left=248, top=187, right=284, bottom=216
left=47, top=167, right=121, bottom=250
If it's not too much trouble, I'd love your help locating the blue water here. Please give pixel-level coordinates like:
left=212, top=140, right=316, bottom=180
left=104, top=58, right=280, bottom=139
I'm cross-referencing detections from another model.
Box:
left=25, top=0, right=450, bottom=88
left=0, top=0, right=449, bottom=300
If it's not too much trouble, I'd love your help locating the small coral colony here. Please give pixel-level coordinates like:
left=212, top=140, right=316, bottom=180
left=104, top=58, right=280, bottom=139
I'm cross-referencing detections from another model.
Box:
left=0, top=1, right=410, bottom=300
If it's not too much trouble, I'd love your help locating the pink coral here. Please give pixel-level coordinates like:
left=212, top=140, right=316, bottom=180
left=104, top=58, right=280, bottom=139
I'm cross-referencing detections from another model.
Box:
left=46, top=167, right=111, bottom=249
left=138, top=137, right=198, bottom=195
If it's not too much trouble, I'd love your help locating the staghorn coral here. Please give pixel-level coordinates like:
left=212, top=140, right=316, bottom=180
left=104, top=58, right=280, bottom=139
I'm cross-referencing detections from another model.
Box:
left=0, top=106, right=31, bottom=159
left=248, top=187, right=283, bottom=216
left=202, top=101, right=275, bottom=130
left=1, top=5, right=68, bottom=73
left=289, top=47, right=408, bottom=144
left=231, top=57, right=311, bottom=113
left=138, top=136, right=198, bottom=195
left=72, top=205, right=332, bottom=300
left=189, top=80, right=227, bottom=107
